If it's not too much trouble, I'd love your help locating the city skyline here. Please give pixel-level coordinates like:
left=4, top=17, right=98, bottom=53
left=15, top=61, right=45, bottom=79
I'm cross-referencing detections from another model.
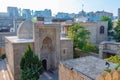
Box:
left=0, top=0, right=119, bottom=16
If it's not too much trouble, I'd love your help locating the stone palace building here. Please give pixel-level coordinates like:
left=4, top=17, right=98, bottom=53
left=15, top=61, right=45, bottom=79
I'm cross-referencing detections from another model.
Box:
left=5, top=19, right=73, bottom=80
left=63, top=21, right=108, bottom=45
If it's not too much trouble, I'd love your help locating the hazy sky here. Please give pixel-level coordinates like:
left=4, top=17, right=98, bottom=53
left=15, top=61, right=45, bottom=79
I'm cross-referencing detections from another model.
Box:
left=0, top=0, right=119, bottom=16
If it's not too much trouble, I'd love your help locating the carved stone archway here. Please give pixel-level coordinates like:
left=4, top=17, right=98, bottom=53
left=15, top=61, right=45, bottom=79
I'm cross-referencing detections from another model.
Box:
left=41, top=37, right=55, bottom=70
left=41, top=37, right=53, bottom=53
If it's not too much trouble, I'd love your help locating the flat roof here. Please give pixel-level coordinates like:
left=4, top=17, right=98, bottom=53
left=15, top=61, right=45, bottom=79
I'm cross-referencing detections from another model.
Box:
left=5, top=36, right=34, bottom=43
left=62, top=56, right=117, bottom=80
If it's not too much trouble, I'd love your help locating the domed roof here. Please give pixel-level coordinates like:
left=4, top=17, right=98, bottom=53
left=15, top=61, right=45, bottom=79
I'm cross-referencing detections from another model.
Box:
left=17, top=19, right=33, bottom=39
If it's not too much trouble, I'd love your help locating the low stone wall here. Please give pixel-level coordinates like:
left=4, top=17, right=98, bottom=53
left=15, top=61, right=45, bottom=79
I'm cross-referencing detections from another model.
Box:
left=75, top=48, right=99, bottom=58
left=99, top=41, right=120, bottom=58
left=59, top=63, right=89, bottom=80
left=96, top=69, right=120, bottom=80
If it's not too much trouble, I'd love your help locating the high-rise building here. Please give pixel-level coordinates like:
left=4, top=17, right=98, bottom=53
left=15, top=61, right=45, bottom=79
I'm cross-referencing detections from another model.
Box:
left=118, top=8, right=120, bottom=19
left=22, top=9, right=31, bottom=19
left=7, top=7, right=19, bottom=17
left=43, top=9, right=52, bottom=17
left=33, top=9, right=52, bottom=18
left=95, top=11, right=113, bottom=19
left=33, top=11, right=43, bottom=17
left=0, top=12, right=13, bottom=32
left=87, top=11, right=113, bottom=22
left=56, top=12, right=70, bottom=19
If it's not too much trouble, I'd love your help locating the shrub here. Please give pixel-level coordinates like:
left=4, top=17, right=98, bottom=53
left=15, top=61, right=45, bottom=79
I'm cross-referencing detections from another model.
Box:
left=81, top=42, right=99, bottom=53
left=67, top=23, right=90, bottom=52
left=73, top=49, right=79, bottom=58
left=20, top=45, right=44, bottom=80
left=105, top=55, right=120, bottom=64
left=104, top=69, right=111, bottom=73
left=114, top=64, right=120, bottom=70
left=1, top=54, right=6, bottom=59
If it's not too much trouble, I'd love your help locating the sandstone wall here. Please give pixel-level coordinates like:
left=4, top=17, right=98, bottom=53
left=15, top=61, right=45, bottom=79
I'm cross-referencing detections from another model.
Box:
left=34, top=24, right=61, bottom=69
left=96, top=21, right=108, bottom=44
left=99, top=41, right=120, bottom=58
left=64, top=21, right=108, bottom=45
left=81, top=21, right=108, bottom=45
left=5, top=38, right=34, bottom=80
left=5, top=38, right=14, bottom=77
left=82, top=23, right=97, bottom=44
left=60, top=38, right=73, bottom=61
left=59, top=63, right=90, bottom=80
left=13, top=43, right=34, bottom=80
left=96, top=70, right=120, bottom=80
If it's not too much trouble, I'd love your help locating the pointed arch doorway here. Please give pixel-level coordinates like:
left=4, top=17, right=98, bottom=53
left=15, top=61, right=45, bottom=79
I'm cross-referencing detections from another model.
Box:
left=42, top=59, right=47, bottom=70
left=41, top=37, right=55, bottom=70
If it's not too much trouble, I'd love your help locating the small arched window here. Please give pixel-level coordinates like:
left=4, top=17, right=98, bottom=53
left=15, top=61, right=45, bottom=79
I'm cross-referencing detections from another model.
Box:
left=100, top=26, right=104, bottom=34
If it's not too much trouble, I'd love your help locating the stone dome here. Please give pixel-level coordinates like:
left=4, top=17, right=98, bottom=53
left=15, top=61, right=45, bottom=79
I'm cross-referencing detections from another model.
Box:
left=17, top=19, right=33, bottom=39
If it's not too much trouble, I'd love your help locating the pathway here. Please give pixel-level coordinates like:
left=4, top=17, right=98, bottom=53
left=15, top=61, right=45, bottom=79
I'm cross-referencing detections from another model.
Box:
left=0, top=59, right=11, bottom=80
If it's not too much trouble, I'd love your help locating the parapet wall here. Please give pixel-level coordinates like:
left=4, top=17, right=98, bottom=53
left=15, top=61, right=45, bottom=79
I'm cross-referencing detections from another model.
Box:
left=96, top=69, right=120, bottom=80
left=59, top=63, right=89, bottom=80
left=99, top=41, right=120, bottom=58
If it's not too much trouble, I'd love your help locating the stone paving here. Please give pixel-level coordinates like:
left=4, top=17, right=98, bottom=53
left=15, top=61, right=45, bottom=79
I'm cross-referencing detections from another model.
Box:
left=0, top=59, right=11, bottom=80
left=40, top=70, right=58, bottom=80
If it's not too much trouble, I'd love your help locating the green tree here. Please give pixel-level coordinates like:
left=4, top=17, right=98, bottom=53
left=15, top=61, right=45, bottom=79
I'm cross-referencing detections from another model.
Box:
left=67, top=23, right=90, bottom=52
left=81, top=42, right=99, bottom=53
left=113, top=19, right=120, bottom=42
left=101, top=16, right=113, bottom=35
left=20, top=45, right=43, bottom=80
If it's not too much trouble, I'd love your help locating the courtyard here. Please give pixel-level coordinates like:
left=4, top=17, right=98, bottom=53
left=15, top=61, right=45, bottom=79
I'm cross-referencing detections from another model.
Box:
left=40, top=70, right=58, bottom=80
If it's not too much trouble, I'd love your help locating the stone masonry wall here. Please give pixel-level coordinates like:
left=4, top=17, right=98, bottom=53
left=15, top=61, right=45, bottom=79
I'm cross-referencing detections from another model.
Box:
left=5, top=38, right=14, bottom=77
left=96, top=21, right=108, bottom=44
left=99, top=41, right=120, bottom=58
left=5, top=39, right=34, bottom=80
left=81, top=22, right=97, bottom=45
left=34, top=24, right=61, bottom=69
left=13, top=43, right=34, bottom=80
left=60, top=39, right=73, bottom=61
left=81, top=21, right=108, bottom=45
left=59, top=63, right=90, bottom=80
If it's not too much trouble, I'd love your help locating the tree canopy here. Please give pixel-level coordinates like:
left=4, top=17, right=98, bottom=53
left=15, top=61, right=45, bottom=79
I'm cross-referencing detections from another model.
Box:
left=67, top=23, right=90, bottom=50
left=68, top=23, right=99, bottom=58
left=20, top=45, right=43, bottom=80
left=113, top=19, right=120, bottom=42
left=101, top=16, right=113, bottom=32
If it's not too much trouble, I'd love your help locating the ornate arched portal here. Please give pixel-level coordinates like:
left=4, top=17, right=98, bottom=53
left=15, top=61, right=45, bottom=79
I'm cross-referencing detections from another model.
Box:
left=41, top=37, right=53, bottom=52
left=41, top=37, right=55, bottom=70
